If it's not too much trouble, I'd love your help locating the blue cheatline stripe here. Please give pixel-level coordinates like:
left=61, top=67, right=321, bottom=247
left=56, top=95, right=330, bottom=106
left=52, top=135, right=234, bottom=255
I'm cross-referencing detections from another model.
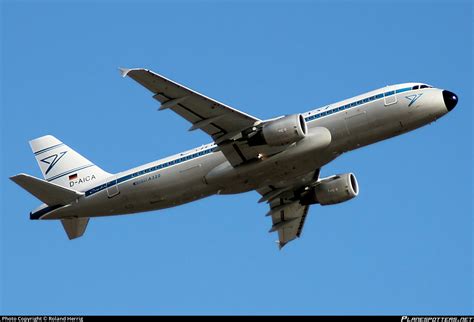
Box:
left=47, top=164, right=94, bottom=182
left=396, top=87, right=411, bottom=94
left=84, top=146, right=217, bottom=197
left=30, top=204, right=62, bottom=220
left=304, top=87, right=413, bottom=123
left=34, top=143, right=65, bottom=155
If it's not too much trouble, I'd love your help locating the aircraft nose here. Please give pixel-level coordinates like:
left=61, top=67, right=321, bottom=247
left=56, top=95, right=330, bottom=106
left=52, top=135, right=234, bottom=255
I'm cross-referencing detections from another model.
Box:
left=442, top=90, right=458, bottom=111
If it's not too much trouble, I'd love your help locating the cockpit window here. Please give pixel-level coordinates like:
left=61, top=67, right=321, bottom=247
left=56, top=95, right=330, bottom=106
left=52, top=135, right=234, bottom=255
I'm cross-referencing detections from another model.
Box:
left=413, top=84, right=432, bottom=90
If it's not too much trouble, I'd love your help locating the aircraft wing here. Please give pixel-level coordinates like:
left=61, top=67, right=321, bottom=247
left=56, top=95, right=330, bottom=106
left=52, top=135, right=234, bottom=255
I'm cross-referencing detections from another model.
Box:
left=267, top=198, right=310, bottom=249
left=258, top=169, right=320, bottom=249
left=120, top=68, right=260, bottom=142
left=120, top=68, right=289, bottom=167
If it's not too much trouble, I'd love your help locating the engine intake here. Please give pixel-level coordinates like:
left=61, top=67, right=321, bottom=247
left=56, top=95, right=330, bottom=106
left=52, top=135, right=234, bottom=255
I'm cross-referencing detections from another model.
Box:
left=301, top=173, right=359, bottom=206
left=248, top=114, right=307, bottom=146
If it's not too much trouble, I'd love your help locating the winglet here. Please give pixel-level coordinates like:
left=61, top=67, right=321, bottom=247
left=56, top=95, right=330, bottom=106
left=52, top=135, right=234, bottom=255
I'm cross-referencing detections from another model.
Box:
left=119, top=67, right=131, bottom=78
left=275, top=240, right=287, bottom=250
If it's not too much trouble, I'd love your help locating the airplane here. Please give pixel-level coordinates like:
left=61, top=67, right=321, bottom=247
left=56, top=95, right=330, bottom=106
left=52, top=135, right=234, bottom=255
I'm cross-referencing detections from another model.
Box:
left=10, top=68, right=459, bottom=248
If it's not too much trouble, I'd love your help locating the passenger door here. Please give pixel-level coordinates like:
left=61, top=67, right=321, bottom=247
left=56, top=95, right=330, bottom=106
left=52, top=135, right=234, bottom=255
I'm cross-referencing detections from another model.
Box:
left=383, top=88, right=398, bottom=106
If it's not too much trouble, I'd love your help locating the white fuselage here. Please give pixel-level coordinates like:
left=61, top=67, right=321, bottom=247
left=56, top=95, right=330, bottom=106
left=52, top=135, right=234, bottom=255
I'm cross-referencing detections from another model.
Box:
left=34, top=83, right=451, bottom=220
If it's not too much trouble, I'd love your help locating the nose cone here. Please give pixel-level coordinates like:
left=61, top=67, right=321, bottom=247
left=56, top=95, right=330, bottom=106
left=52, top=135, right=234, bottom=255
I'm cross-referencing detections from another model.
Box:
left=442, top=90, right=458, bottom=111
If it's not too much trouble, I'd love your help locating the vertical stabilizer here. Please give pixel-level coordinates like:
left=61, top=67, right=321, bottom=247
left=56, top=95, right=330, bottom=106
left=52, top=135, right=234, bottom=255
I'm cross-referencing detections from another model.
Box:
left=29, top=135, right=110, bottom=191
left=61, top=218, right=90, bottom=239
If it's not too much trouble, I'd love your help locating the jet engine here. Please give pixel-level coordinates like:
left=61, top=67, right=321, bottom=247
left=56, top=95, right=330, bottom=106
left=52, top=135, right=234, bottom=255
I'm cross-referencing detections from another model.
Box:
left=301, top=173, right=359, bottom=206
left=248, top=114, right=307, bottom=146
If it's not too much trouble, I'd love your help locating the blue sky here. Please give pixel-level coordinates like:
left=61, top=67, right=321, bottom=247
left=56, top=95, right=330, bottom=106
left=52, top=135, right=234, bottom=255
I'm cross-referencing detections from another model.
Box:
left=1, top=0, right=472, bottom=315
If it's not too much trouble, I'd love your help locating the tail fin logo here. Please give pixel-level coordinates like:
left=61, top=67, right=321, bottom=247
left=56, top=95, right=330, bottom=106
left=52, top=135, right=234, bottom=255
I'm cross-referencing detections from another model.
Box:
left=41, top=151, right=67, bottom=175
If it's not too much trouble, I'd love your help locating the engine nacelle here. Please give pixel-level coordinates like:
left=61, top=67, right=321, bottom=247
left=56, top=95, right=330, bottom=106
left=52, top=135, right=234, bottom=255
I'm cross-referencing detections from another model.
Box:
left=301, top=173, right=359, bottom=206
left=248, top=114, right=307, bottom=146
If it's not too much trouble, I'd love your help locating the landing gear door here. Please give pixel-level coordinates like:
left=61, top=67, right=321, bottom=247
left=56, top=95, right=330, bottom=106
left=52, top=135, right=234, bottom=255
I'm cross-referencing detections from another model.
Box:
left=383, top=88, right=398, bottom=106
left=106, top=176, right=120, bottom=198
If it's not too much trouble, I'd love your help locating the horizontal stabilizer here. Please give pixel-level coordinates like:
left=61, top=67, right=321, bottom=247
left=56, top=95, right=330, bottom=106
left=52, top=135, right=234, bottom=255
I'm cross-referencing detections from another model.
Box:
left=10, top=173, right=83, bottom=205
left=61, top=217, right=89, bottom=240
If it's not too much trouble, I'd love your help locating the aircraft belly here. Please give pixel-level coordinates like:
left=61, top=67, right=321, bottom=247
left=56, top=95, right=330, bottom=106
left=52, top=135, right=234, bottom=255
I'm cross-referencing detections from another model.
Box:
left=206, top=149, right=336, bottom=193
left=120, top=164, right=218, bottom=211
